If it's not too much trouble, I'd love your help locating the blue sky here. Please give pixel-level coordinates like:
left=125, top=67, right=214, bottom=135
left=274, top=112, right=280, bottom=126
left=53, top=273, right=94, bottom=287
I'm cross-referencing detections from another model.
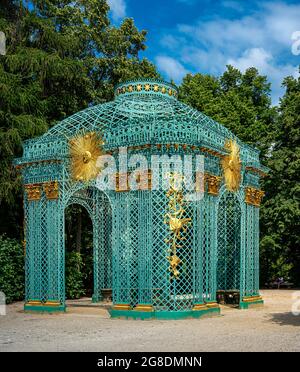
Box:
left=108, top=0, right=300, bottom=104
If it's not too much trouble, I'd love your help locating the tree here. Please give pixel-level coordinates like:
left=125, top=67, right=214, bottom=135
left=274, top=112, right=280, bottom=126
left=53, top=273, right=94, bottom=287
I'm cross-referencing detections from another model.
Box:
left=260, top=71, right=300, bottom=285
left=179, top=66, right=277, bottom=159
left=0, top=0, right=158, bottom=238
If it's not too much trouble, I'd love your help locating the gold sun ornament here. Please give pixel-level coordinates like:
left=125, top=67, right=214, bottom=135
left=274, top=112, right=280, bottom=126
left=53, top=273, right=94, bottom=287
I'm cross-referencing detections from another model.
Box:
left=221, top=139, right=242, bottom=192
left=69, top=132, right=104, bottom=182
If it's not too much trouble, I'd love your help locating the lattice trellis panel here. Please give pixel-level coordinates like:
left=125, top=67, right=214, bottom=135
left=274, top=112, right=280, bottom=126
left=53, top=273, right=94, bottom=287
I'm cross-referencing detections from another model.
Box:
left=217, top=192, right=241, bottom=292
left=244, top=203, right=260, bottom=297
left=151, top=187, right=195, bottom=312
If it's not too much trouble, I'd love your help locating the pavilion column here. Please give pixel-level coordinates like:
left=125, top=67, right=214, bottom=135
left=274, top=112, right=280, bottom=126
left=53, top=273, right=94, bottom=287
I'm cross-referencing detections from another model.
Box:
left=24, top=181, right=65, bottom=312
left=240, top=201, right=247, bottom=299
left=92, top=195, right=104, bottom=303
left=44, top=182, right=65, bottom=308
left=253, top=206, right=260, bottom=295
left=205, top=175, right=221, bottom=309
left=244, top=203, right=260, bottom=297
left=111, top=192, right=132, bottom=311
left=239, top=187, right=264, bottom=308
left=134, top=191, right=153, bottom=313
left=24, top=185, right=43, bottom=305
left=192, top=200, right=205, bottom=310
left=93, top=191, right=113, bottom=303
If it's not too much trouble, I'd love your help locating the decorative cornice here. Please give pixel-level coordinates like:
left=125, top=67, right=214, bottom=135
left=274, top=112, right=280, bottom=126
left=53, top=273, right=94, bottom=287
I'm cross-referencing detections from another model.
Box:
left=245, top=187, right=264, bottom=207
left=43, top=181, right=59, bottom=200
left=205, top=174, right=222, bottom=196
left=15, top=159, right=62, bottom=170
left=115, top=80, right=178, bottom=99
left=107, top=143, right=225, bottom=157
left=245, top=166, right=268, bottom=178
left=25, top=184, right=42, bottom=201
left=25, top=181, right=59, bottom=201
left=200, top=146, right=225, bottom=158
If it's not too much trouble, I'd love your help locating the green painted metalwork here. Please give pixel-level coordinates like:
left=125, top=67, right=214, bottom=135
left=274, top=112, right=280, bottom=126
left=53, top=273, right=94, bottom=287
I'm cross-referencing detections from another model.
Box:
left=109, top=307, right=220, bottom=320
left=15, top=78, right=267, bottom=318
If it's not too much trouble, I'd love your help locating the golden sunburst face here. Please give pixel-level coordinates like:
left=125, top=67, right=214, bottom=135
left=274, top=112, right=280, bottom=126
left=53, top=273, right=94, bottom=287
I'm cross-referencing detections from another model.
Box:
left=221, top=139, right=242, bottom=192
left=69, top=132, right=104, bottom=182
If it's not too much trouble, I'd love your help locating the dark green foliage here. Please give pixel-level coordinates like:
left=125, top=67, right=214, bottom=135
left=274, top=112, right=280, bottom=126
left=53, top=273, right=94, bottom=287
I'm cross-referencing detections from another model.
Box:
left=0, top=235, right=24, bottom=303
left=65, top=204, right=93, bottom=297
left=65, top=252, right=85, bottom=299
left=82, top=253, right=94, bottom=297
left=260, top=72, right=300, bottom=285
left=179, top=66, right=277, bottom=159
left=0, top=0, right=159, bottom=238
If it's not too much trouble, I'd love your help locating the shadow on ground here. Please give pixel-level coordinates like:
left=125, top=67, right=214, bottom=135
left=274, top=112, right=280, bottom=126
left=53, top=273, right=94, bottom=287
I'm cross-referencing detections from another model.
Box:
left=269, top=312, right=300, bottom=326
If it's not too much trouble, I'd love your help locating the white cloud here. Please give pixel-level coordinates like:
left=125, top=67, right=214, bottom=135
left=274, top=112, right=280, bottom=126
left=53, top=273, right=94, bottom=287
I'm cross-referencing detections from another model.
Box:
left=156, top=56, right=189, bottom=82
left=159, top=1, right=300, bottom=103
left=227, top=48, right=299, bottom=104
left=227, top=48, right=272, bottom=72
left=178, top=2, right=300, bottom=52
left=107, top=0, right=126, bottom=21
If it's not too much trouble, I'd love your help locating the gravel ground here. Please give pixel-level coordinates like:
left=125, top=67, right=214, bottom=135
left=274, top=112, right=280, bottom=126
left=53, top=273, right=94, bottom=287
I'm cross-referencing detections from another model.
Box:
left=0, top=290, right=300, bottom=352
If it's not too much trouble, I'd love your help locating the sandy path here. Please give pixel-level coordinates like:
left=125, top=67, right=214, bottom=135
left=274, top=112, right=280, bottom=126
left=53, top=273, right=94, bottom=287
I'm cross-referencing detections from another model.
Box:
left=0, top=290, right=299, bottom=352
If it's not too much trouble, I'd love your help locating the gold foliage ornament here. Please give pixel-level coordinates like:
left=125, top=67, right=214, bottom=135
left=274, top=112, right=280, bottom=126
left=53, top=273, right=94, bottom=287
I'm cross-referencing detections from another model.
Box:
left=222, top=139, right=242, bottom=192
left=164, top=173, right=191, bottom=279
left=69, top=132, right=104, bottom=182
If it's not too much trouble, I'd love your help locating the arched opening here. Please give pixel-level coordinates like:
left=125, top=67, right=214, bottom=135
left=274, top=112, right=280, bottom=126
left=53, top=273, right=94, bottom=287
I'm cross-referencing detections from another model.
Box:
left=64, top=187, right=113, bottom=306
left=65, top=204, right=93, bottom=299
left=216, top=192, right=241, bottom=306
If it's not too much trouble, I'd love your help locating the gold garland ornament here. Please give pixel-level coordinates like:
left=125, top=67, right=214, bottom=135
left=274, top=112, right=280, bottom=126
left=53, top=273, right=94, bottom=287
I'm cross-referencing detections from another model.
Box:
left=164, top=173, right=191, bottom=279
left=69, top=132, right=104, bottom=182
left=221, top=139, right=242, bottom=192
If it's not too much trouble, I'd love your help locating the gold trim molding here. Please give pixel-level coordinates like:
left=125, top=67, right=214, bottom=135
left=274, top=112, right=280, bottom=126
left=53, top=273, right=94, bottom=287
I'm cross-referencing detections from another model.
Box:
left=43, top=181, right=59, bottom=199
left=192, top=304, right=208, bottom=311
left=134, top=304, right=154, bottom=312
left=108, top=143, right=225, bottom=157
left=26, top=300, right=61, bottom=307
left=242, top=295, right=263, bottom=303
left=205, top=302, right=219, bottom=309
left=115, top=82, right=178, bottom=98
left=25, top=181, right=60, bottom=201
left=112, top=304, right=131, bottom=311
left=25, top=184, right=42, bottom=201
left=245, top=187, right=265, bottom=207
left=245, top=166, right=267, bottom=178
left=205, top=174, right=222, bottom=196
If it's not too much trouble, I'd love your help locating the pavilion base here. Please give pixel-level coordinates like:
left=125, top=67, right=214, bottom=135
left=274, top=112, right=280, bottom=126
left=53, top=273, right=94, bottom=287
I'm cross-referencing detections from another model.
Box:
left=24, top=301, right=66, bottom=313
left=239, top=295, right=264, bottom=309
left=109, top=305, right=220, bottom=320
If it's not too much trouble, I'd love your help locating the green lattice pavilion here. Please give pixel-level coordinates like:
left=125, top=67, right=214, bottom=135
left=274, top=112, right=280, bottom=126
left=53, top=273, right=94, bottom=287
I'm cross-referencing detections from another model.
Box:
left=15, top=79, right=267, bottom=319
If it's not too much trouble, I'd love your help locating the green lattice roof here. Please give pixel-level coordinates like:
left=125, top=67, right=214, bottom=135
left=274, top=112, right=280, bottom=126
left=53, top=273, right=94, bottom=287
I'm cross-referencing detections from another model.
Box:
left=17, top=79, right=266, bottom=170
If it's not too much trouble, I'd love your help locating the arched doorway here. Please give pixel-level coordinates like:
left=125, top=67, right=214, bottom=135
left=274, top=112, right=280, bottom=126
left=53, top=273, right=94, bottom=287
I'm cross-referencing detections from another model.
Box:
left=216, top=192, right=241, bottom=305
left=65, top=203, right=93, bottom=299
left=64, top=187, right=112, bottom=305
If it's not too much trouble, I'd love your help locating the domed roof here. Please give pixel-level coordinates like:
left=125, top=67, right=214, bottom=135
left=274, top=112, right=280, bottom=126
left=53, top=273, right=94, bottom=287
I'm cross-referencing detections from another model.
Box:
left=43, top=79, right=234, bottom=152
left=16, top=79, right=264, bottom=170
